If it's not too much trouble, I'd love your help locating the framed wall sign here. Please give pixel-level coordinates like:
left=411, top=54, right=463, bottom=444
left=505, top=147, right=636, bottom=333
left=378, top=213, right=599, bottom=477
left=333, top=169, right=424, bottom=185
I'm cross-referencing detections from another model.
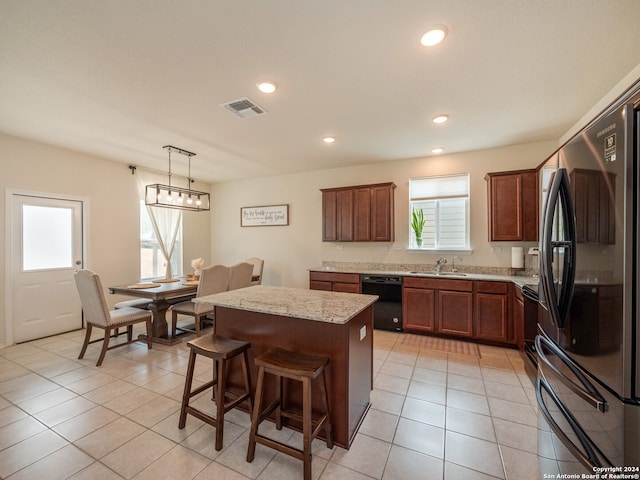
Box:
left=241, top=204, right=289, bottom=227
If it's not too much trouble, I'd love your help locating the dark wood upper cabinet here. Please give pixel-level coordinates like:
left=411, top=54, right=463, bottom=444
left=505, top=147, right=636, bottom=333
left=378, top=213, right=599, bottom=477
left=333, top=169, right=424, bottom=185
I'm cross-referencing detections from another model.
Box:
left=570, top=168, right=616, bottom=244
left=321, top=182, right=395, bottom=242
left=353, top=187, right=371, bottom=241
left=370, top=184, right=395, bottom=242
left=485, top=169, right=538, bottom=242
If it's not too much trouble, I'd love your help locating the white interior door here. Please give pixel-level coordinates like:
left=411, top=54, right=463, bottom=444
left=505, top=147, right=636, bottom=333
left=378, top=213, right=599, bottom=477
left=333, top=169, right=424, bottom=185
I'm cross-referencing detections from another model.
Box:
left=10, top=194, right=84, bottom=343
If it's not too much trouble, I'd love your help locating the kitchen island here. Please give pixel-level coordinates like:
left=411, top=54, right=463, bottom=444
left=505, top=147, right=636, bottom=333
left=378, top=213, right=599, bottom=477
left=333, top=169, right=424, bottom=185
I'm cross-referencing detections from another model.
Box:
left=195, top=285, right=377, bottom=449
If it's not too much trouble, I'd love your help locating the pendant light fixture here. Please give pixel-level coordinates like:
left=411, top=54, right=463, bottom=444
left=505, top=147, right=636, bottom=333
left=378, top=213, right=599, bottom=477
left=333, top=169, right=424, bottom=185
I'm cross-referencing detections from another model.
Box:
left=145, top=145, right=211, bottom=211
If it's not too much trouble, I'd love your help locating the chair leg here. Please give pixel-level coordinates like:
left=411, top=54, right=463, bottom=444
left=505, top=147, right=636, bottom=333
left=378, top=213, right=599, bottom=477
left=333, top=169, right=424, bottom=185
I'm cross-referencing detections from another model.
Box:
left=171, top=309, right=178, bottom=338
left=127, top=325, right=133, bottom=342
left=96, top=327, right=111, bottom=366
left=302, top=377, right=312, bottom=480
left=145, top=319, right=153, bottom=349
left=78, top=324, right=92, bottom=359
left=276, top=376, right=284, bottom=430
left=214, top=357, right=227, bottom=451
left=241, top=350, right=253, bottom=415
left=179, top=349, right=197, bottom=429
left=247, top=365, right=265, bottom=462
left=194, top=313, right=201, bottom=336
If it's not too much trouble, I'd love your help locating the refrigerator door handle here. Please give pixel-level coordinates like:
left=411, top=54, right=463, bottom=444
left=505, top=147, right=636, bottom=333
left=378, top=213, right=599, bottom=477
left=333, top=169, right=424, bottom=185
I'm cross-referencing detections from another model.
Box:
left=536, top=376, right=611, bottom=469
left=536, top=334, right=608, bottom=412
left=540, top=168, right=577, bottom=328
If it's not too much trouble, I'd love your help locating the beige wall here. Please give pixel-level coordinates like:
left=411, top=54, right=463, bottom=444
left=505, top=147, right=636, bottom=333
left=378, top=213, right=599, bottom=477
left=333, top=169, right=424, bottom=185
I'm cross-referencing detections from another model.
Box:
left=210, top=140, right=558, bottom=289
left=0, top=133, right=211, bottom=347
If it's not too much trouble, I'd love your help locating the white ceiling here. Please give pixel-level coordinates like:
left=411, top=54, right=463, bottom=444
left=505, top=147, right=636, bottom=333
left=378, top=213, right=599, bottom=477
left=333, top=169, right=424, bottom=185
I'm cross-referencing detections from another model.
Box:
left=1, top=1, right=640, bottom=184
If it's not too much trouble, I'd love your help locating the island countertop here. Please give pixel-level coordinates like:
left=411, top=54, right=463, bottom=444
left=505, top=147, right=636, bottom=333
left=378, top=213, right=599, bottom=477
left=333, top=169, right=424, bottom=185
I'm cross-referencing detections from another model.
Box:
left=195, top=285, right=378, bottom=324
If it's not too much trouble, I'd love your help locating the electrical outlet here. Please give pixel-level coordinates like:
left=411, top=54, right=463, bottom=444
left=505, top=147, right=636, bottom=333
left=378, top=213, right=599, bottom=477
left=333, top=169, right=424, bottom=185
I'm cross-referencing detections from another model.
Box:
left=360, top=325, right=367, bottom=340
left=491, top=246, right=502, bottom=253
left=378, top=245, right=388, bottom=251
left=336, top=245, right=343, bottom=250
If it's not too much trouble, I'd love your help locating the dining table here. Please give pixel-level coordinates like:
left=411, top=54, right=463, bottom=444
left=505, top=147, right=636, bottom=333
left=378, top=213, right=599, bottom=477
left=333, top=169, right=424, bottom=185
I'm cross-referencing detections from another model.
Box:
left=108, top=278, right=198, bottom=345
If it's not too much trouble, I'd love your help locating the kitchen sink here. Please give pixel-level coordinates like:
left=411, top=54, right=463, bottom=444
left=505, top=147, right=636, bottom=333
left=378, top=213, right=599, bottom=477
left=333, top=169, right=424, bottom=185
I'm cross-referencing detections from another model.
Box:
left=409, top=271, right=467, bottom=277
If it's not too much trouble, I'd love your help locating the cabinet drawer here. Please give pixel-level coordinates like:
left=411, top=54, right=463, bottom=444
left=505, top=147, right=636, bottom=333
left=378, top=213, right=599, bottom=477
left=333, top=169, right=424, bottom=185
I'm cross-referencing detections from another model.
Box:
left=309, top=272, right=360, bottom=284
left=403, top=276, right=472, bottom=292
left=476, top=281, right=508, bottom=294
left=403, top=276, right=439, bottom=289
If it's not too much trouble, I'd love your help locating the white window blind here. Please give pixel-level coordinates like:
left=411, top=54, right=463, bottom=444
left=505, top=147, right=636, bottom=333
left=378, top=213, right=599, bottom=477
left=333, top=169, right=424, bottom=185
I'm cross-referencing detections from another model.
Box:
left=409, top=174, right=470, bottom=250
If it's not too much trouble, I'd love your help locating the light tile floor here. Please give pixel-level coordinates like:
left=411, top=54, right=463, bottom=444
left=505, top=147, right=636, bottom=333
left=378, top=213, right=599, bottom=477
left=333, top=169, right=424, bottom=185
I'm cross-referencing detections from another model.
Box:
left=0, top=326, right=559, bottom=479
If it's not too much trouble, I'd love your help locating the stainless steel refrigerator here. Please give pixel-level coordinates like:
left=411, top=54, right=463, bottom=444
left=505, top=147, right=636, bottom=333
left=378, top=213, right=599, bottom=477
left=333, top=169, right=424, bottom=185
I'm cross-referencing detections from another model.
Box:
left=536, top=95, right=639, bottom=473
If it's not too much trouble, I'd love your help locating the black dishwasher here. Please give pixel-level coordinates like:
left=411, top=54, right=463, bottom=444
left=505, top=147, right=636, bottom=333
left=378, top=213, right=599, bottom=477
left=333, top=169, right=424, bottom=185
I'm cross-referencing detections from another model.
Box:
left=361, top=275, right=403, bottom=331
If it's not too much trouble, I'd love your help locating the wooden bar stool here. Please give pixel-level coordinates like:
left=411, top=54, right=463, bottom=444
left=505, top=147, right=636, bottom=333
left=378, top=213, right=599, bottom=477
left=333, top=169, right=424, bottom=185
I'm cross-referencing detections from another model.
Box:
left=246, top=347, right=333, bottom=480
left=179, top=335, right=253, bottom=451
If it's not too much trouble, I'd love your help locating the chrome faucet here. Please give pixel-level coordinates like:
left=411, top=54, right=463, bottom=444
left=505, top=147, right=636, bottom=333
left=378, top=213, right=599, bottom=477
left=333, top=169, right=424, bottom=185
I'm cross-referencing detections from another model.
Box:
left=435, top=258, right=447, bottom=273
left=451, top=256, right=463, bottom=273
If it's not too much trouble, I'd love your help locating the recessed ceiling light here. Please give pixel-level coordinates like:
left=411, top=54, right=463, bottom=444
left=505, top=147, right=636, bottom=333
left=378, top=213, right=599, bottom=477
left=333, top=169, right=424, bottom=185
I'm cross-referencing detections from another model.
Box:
left=431, top=147, right=444, bottom=154
left=323, top=136, right=336, bottom=144
left=256, top=81, right=278, bottom=93
left=421, top=26, right=448, bottom=47
left=432, top=114, right=449, bottom=124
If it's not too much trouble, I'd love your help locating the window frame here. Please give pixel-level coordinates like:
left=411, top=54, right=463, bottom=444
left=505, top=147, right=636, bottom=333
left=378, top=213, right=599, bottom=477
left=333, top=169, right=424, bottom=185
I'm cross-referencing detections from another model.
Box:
left=408, top=173, right=471, bottom=252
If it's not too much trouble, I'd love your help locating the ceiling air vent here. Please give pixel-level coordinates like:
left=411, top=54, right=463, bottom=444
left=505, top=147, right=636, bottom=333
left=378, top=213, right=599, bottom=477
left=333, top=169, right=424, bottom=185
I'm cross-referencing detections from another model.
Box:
left=220, top=97, right=267, bottom=119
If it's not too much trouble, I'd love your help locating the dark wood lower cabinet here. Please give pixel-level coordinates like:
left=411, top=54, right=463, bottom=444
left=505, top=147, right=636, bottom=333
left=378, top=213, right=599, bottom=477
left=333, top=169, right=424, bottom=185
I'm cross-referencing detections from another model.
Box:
left=403, top=277, right=515, bottom=346
left=438, top=290, right=473, bottom=337
left=309, top=271, right=360, bottom=293
left=476, top=293, right=509, bottom=342
left=403, top=287, right=436, bottom=333
left=475, top=281, right=512, bottom=344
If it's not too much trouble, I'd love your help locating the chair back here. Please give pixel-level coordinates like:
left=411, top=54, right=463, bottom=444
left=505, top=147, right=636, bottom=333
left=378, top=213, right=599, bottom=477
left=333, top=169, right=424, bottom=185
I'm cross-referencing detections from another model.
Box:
left=197, top=264, right=230, bottom=297
left=228, top=262, right=254, bottom=290
left=244, top=257, right=264, bottom=285
left=74, top=269, right=111, bottom=327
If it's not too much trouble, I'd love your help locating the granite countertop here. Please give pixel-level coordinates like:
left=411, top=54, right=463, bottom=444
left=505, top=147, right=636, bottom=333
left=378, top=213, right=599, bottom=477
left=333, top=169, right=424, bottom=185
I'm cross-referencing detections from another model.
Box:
left=309, top=266, right=539, bottom=288
left=195, top=285, right=378, bottom=324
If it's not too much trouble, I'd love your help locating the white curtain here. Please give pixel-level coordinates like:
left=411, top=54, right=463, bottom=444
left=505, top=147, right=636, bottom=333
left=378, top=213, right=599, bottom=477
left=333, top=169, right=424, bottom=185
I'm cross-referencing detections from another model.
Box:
left=137, top=170, right=182, bottom=279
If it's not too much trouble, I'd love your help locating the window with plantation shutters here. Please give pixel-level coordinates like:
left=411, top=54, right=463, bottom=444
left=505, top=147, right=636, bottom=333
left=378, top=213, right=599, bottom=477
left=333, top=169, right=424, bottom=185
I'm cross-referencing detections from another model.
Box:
left=409, top=174, right=470, bottom=250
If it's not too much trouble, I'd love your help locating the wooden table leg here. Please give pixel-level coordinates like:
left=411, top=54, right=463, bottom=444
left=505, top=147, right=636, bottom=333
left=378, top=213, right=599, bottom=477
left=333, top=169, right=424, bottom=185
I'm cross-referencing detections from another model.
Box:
left=139, top=299, right=182, bottom=346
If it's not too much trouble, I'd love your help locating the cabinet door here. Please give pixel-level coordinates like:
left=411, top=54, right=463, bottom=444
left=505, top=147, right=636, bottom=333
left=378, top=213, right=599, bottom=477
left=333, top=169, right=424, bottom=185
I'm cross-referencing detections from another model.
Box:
left=334, top=282, right=360, bottom=294
left=353, top=187, right=371, bottom=241
left=310, top=280, right=332, bottom=291
left=336, top=189, right=354, bottom=241
left=322, top=191, right=338, bottom=241
left=476, top=293, right=509, bottom=343
left=486, top=170, right=538, bottom=242
left=403, top=287, right=435, bottom=333
left=438, top=291, right=473, bottom=337
left=370, top=184, right=394, bottom=241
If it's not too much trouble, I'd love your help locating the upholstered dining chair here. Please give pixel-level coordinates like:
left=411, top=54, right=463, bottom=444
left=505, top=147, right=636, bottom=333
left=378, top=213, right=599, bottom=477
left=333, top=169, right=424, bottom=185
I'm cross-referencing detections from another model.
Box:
left=171, top=264, right=230, bottom=337
left=74, top=269, right=152, bottom=366
left=228, top=262, right=254, bottom=290
left=244, top=257, right=264, bottom=286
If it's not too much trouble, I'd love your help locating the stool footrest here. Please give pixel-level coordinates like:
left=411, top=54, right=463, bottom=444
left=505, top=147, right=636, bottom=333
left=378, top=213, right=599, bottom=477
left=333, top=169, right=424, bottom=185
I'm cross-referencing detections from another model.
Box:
left=280, top=409, right=329, bottom=439
left=184, top=406, right=217, bottom=426
left=256, top=399, right=280, bottom=424
left=188, top=380, right=216, bottom=398
left=254, top=434, right=304, bottom=461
